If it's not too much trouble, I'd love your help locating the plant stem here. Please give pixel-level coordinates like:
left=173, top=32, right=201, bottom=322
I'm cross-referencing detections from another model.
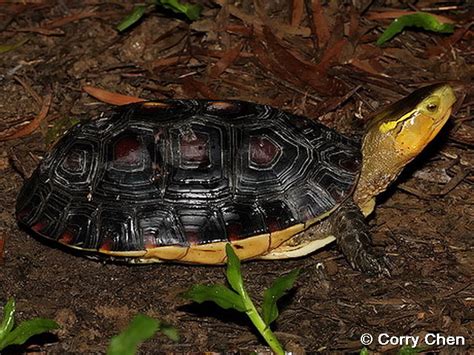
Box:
left=241, top=289, right=285, bottom=355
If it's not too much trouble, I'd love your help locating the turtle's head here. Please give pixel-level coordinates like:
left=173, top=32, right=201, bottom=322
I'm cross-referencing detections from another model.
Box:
left=354, top=84, right=456, bottom=216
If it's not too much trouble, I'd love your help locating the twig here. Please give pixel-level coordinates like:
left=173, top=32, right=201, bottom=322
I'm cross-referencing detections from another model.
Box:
left=0, top=231, right=5, bottom=265
left=13, top=75, right=42, bottom=108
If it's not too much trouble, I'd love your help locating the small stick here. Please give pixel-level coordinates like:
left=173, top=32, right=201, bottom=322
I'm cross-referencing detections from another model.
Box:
left=0, top=231, right=6, bottom=265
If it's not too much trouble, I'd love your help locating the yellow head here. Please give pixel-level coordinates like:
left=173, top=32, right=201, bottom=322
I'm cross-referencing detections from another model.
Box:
left=354, top=84, right=456, bottom=216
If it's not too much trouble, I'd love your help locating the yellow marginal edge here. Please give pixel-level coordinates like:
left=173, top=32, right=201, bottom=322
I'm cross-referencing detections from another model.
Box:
left=258, top=235, right=336, bottom=259
left=47, top=204, right=341, bottom=264
left=142, top=102, right=171, bottom=108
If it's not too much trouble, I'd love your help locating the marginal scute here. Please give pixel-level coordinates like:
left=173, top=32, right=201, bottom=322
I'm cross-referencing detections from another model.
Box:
left=142, top=101, right=171, bottom=109
left=144, top=245, right=189, bottom=261
left=63, top=207, right=97, bottom=249
left=260, top=200, right=296, bottom=232
left=16, top=99, right=361, bottom=263
left=205, top=101, right=238, bottom=112
left=221, top=204, right=269, bottom=240
left=58, top=229, right=75, bottom=245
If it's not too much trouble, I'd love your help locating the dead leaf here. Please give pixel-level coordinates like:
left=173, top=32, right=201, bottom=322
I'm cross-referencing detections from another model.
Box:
left=250, top=38, right=301, bottom=86
left=310, top=0, right=330, bottom=48
left=426, top=27, right=470, bottom=58
left=257, top=27, right=343, bottom=95
left=348, top=58, right=383, bottom=76
left=43, top=11, right=116, bottom=29
left=0, top=91, right=52, bottom=141
left=150, top=55, right=191, bottom=70
left=348, top=7, right=360, bottom=40
left=224, top=24, right=253, bottom=36
left=13, top=11, right=116, bottom=36
left=291, top=0, right=305, bottom=28
left=83, top=86, right=145, bottom=105
left=181, top=77, right=219, bottom=99
left=318, top=38, right=350, bottom=72
left=14, top=27, right=64, bottom=35
left=213, top=0, right=311, bottom=37
left=366, top=10, right=454, bottom=24
left=209, top=42, right=243, bottom=78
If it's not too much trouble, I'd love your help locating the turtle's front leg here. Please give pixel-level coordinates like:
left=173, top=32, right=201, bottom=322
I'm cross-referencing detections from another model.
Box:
left=332, top=199, right=390, bottom=275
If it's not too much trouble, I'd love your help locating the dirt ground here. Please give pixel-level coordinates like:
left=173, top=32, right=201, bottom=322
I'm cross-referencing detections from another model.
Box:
left=0, top=1, right=472, bottom=354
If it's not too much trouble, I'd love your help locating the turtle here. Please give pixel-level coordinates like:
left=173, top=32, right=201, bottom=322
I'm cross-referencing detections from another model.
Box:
left=16, top=83, right=456, bottom=274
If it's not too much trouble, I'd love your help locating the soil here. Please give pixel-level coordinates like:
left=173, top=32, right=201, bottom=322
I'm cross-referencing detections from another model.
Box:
left=0, top=1, right=472, bottom=354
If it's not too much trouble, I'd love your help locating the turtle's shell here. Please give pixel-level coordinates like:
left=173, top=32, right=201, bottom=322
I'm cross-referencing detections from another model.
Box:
left=16, top=100, right=361, bottom=263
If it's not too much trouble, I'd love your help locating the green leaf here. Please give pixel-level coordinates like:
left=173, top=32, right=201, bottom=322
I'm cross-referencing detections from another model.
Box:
left=159, top=323, right=180, bottom=342
left=1, top=318, right=59, bottom=349
left=0, top=38, right=29, bottom=54
left=45, top=117, right=80, bottom=146
left=0, top=298, right=16, bottom=344
left=158, top=0, right=202, bottom=21
left=116, top=5, right=147, bottom=32
left=107, top=314, right=159, bottom=355
left=262, top=269, right=300, bottom=325
left=399, top=345, right=424, bottom=354
left=182, top=284, right=247, bottom=312
left=360, top=347, right=369, bottom=355
left=376, top=12, right=454, bottom=46
left=225, top=243, right=245, bottom=295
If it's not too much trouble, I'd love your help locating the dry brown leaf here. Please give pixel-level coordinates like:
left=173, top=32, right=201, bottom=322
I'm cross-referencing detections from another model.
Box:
left=250, top=38, right=302, bottom=87
left=209, top=42, right=243, bottom=78
left=43, top=11, right=115, bottom=29
left=366, top=10, right=454, bottom=24
left=354, top=44, right=383, bottom=61
left=14, top=27, right=64, bottom=35
left=212, top=0, right=311, bottom=37
left=291, top=0, right=305, bottom=28
left=318, top=38, right=350, bottom=72
left=310, top=0, right=330, bottom=48
left=224, top=24, right=253, bottom=36
left=348, top=7, right=360, bottom=39
left=150, top=55, right=191, bottom=70
left=13, top=11, right=115, bottom=36
left=426, top=27, right=471, bottom=58
left=260, top=27, right=343, bottom=95
left=0, top=91, right=52, bottom=141
left=181, top=77, right=219, bottom=100
left=348, top=58, right=383, bottom=76
left=83, top=86, right=145, bottom=105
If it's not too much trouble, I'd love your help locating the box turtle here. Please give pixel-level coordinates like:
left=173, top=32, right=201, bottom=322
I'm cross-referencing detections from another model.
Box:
left=16, top=84, right=456, bottom=274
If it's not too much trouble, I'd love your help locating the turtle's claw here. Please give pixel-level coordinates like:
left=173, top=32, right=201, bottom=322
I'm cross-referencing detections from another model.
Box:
left=351, top=250, right=392, bottom=276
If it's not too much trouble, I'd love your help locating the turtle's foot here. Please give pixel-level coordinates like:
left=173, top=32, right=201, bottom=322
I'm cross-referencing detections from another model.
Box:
left=349, top=248, right=391, bottom=276
left=333, top=199, right=391, bottom=276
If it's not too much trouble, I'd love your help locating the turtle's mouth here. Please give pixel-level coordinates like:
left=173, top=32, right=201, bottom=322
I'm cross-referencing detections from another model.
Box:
left=428, top=106, right=452, bottom=141
left=393, top=106, right=452, bottom=159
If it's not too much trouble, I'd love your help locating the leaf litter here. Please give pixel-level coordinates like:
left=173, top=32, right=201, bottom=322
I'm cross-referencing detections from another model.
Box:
left=0, top=0, right=472, bottom=353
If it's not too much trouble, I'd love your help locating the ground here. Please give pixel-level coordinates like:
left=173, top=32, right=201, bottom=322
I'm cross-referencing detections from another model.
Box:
left=0, top=1, right=472, bottom=354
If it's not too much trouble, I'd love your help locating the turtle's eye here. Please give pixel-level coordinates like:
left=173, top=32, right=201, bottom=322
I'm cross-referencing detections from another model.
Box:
left=426, top=103, right=438, bottom=112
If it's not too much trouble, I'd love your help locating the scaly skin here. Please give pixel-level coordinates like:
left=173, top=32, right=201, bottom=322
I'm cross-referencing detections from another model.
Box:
left=332, top=199, right=390, bottom=275
left=339, top=83, right=456, bottom=273
left=354, top=83, right=456, bottom=216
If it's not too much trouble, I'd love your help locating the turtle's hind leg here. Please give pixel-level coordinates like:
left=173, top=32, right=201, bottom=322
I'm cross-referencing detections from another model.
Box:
left=333, top=199, right=390, bottom=275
